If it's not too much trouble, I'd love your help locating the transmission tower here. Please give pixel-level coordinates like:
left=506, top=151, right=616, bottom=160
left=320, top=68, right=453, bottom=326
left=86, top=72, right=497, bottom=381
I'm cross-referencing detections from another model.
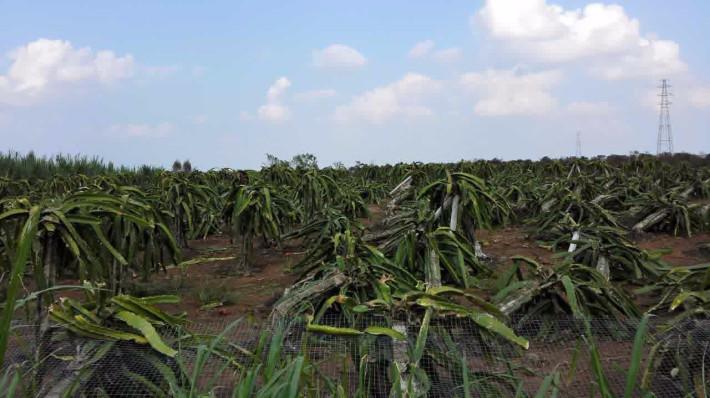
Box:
left=575, top=131, right=582, bottom=157
left=656, top=79, right=673, bottom=155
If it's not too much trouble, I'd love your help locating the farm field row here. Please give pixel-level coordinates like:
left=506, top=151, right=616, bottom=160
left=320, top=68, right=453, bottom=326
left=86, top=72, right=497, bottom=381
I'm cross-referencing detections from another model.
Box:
left=1, top=153, right=710, bottom=396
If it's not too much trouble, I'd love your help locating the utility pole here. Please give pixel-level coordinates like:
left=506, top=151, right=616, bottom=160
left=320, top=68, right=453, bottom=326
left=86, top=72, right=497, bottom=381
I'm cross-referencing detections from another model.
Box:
left=575, top=131, right=582, bottom=157
left=656, top=79, right=674, bottom=155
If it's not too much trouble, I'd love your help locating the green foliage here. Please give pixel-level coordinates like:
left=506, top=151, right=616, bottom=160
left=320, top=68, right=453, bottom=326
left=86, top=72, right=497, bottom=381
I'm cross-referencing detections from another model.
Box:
left=159, top=172, right=222, bottom=245
left=49, top=292, right=185, bottom=351
left=0, top=189, right=180, bottom=292
left=133, top=320, right=318, bottom=397
left=493, top=256, right=639, bottom=322
left=629, top=187, right=698, bottom=237
left=646, top=262, right=710, bottom=323
left=197, top=282, right=240, bottom=308
left=0, top=205, right=38, bottom=367
left=0, top=150, right=160, bottom=180
left=2, top=153, right=710, bottom=395
left=223, top=181, right=294, bottom=267
left=582, top=314, right=652, bottom=398
left=0, top=367, right=21, bottom=398
left=419, top=171, right=510, bottom=231
left=543, top=224, right=665, bottom=281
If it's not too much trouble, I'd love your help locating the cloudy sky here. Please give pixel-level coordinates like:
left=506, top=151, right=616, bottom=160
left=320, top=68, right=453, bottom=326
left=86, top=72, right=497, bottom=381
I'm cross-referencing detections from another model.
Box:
left=1, top=0, right=708, bottom=169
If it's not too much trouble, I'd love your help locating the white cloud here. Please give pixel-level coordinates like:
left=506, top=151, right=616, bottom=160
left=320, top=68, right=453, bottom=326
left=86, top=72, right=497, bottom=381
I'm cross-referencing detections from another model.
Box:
left=590, top=40, right=685, bottom=80
left=109, top=122, right=173, bottom=138
left=566, top=101, right=614, bottom=115
left=460, top=68, right=561, bottom=116
left=239, top=111, right=253, bottom=121
left=408, top=40, right=435, bottom=58
left=257, top=77, right=291, bottom=122
left=408, top=40, right=462, bottom=63
left=333, top=73, right=440, bottom=124
left=265, top=77, right=291, bottom=102
left=0, top=38, right=135, bottom=105
left=313, top=44, right=367, bottom=69
left=475, top=0, right=686, bottom=79
left=293, top=89, right=337, bottom=101
left=432, top=48, right=463, bottom=64
left=689, top=87, right=710, bottom=109
left=258, top=104, right=290, bottom=122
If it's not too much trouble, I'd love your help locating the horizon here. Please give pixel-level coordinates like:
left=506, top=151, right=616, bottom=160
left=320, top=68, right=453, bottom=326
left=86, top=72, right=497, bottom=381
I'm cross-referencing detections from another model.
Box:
left=4, top=148, right=709, bottom=174
left=1, top=0, right=709, bottom=169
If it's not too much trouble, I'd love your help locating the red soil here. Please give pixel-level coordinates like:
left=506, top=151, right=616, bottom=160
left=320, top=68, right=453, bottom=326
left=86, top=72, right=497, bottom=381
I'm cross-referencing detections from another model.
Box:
left=41, top=206, right=709, bottom=324
left=636, top=232, right=710, bottom=266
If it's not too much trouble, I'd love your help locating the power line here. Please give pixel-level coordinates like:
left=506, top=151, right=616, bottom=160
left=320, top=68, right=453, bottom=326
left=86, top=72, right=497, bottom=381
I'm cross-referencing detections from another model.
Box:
left=656, top=79, right=674, bottom=155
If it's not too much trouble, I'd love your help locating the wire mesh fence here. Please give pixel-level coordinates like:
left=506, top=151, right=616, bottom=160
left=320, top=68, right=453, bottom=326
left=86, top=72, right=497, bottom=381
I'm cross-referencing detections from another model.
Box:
left=3, top=316, right=710, bottom=397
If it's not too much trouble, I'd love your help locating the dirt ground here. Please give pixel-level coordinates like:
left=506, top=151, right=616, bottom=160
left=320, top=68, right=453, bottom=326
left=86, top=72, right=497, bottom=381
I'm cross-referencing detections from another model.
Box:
left=41, top=203, right=710, bottom=325
left=635, top=232, right=710, bottom=266
left=12, top=206, right=708, bottom=396
left=130, top=235, right=302, bottom=322
left=130, top=205, right=388, bottom=322
left=478, top=226, right=555, bottom=266
left=149, top=226, right=708, bottom=323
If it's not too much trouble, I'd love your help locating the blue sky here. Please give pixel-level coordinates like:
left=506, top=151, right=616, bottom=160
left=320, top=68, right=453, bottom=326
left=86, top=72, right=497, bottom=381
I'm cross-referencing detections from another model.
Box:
left=0, top=0, right=708, bottom=169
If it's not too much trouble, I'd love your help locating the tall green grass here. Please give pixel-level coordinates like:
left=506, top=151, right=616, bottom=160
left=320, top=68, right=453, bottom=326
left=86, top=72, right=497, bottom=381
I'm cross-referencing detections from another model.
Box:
left=584, top=314, right=652, bottom=398
left=0, top=150, right=161, bottom=179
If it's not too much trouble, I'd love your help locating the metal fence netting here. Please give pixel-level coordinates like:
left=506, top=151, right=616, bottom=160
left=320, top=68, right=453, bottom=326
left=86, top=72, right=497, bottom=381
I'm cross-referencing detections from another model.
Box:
left=3, top=316, right=710, bottom=397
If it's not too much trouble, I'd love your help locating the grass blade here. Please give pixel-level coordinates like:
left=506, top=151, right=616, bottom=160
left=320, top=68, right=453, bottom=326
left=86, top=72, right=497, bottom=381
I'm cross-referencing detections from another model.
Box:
left=0, top=206, right=39, bottom=367
left=624, top=314, right=650, bottom=398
